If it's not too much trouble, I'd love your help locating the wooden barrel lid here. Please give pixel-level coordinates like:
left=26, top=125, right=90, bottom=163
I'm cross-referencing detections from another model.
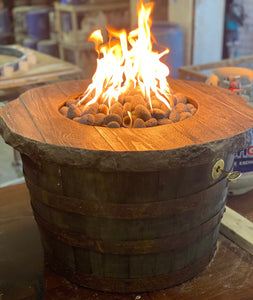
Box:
left=1, top=79, right=253, bottom=171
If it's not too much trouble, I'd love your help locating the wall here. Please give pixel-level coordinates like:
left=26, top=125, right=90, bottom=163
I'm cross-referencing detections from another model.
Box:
left=238, top=0, right=253, bottom=57
left=193, top=0, right=225, bottom=65
left=131, top=0, right=226, bottom=65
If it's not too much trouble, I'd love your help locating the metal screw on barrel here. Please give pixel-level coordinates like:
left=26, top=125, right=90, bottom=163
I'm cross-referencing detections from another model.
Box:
left=212, top=159, right=241, bottom=181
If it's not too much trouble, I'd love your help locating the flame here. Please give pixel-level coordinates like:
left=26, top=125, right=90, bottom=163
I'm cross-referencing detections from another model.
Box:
left=78, top=0, right=172, bottom=111
left=123, top=111, right=133, bottom=128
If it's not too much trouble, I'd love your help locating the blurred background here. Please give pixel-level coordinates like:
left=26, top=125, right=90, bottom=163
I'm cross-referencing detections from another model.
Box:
left=0, top=0, right=251, bottom=74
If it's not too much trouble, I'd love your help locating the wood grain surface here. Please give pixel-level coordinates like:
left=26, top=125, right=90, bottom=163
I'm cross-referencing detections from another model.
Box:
left=221, top=206, right=253, bottom=255
left=1, top=79, right=253, bottom=171
left=0, top=45, right=83, bottom=90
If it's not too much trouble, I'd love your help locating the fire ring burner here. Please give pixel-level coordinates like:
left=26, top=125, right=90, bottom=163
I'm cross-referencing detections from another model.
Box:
left=1, top=79, right=253, bottom=293
left=60, top=86, right=197, bottom=128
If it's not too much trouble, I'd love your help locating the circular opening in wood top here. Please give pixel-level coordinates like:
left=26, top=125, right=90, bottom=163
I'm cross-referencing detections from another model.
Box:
left=58, top=90, right=198, bottom=129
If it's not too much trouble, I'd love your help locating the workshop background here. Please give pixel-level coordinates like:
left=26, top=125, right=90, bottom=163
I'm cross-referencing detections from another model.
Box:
left=0, top=1, right=253, bottom=300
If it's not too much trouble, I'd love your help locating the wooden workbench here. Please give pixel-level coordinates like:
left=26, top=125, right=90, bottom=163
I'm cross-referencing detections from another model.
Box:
left=0, top=45, right=84, bottom=166
left=0, top=45, right=83, bottom=98
left=0, top=183, right=252, bottom=300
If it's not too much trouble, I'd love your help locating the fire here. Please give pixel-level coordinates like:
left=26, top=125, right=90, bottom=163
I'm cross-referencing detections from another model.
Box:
left=77, top=0, right=173, bottom=112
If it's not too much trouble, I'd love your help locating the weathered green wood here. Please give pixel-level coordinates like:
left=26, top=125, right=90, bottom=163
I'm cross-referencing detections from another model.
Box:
left=30, top=184, right=226, bottom=242
left=26, top=175, right=227, bottom=221
left=22, top=153, right=234, bottom=201
left=22, top=144, right=228, bottom=292
left=74, top=248, right=91, bottom=275
left=38, top=224, right=219, bottom=279
left=33, top=205, right=224, bottom=255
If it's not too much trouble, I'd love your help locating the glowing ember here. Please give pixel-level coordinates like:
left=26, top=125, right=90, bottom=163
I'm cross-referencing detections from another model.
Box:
left=60, top=0, right=197, bottom=127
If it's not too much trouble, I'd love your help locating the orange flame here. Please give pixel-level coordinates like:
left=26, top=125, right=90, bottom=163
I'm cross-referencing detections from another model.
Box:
left=78, top=0, right=172, bottom=110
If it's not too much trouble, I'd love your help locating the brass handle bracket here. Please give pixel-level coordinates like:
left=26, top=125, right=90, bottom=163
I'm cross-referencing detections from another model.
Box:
left=212, top=159, right=241, bottom=181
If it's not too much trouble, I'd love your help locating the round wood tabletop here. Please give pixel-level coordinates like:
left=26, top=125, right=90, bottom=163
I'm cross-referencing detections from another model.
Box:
left=1, top=79, right=253, bottom=171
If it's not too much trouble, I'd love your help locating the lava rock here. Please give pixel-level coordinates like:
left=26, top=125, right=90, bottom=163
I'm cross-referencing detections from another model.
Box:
left=169, top=110, right=180, bottom=122
left=118, top=94, right=125, bottom=105
left=113, top=107, right=123, bottom=119
left=128, top=87, right=141, bottom=96
left=82, top=103, right=99, bottom=115
left=110, top=102, right=123, bottom=111
left=145, top=118, right=158, bottom=127
left=104, top=113, right=122, bottom=125
left=180, top=112, right=192, bottom=120
left=175, top=103, right=190, bottom=113
left=107, top=121, right=120, bottom=128
left=73, top=117, right=81, bottom=122
left=123, top=102, right=132, bottom=117
left=94, top=113, right=106, bottom=126
left=59, top=106, right=68, bottom=117
left=110, top=103, right=123, bottom=119
left=78, top=105, right=86, bottom=113
left=131, top=94, right=146, bottom=109
left=157, top=118, right=173, bottom=125
left=160, top=103, right=171, bottom=117
left=191, top=107, right=197, bottom=115
left=110, top=98, right=118, bottom=106
left=187, top=103, right=195, bottom=110
left=65, top=99, right=77, bottom=107
left=133, top=118, right=146, bottom=128
left=98, top=104, right=109, bottom=115
left=152, top=108, right=166, bottom=120
left=76, top=114, right=95, bottom=125
left=170, top=95, right=178, bottom=106
left=151, top=98, right=161, bottom=109
left=124, top=95, right=134, bottom=103
left=175, top=93, right=187, bottom=104
left=135, top=104, right=151, bottom=121
left=67, top=104, right=82, bottom=119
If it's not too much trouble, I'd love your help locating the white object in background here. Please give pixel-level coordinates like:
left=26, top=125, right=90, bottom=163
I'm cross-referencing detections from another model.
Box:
left=27, top=53, right=37, bottom=65
left=0, top=177, right=25, bottom=188
left=193, top=0, right=226, bottom=65
left=207, top=67, right=253, bottom=195
left=2, top=65, right=14, bottom=77
left=228, top=171, right=253, bottom=195
left=19, top=60, right=29, bottom=71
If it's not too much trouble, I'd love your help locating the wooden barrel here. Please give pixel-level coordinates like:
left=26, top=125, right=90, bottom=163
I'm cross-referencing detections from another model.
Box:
left=1, top=79, right=253, bottom=293
left=21, top=152, right=231, bottom=293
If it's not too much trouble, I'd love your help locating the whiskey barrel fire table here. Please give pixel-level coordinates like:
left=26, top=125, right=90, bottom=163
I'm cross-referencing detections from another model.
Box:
left=1, top=79, right=253, bottom=293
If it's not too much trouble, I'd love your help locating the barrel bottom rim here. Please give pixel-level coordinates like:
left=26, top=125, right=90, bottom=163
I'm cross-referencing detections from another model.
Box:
left=45, top=248, right=216, bottom=293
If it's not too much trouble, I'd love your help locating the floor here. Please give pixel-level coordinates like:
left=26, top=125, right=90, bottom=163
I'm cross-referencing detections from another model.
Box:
left=0, top=101, right=24, bottom=188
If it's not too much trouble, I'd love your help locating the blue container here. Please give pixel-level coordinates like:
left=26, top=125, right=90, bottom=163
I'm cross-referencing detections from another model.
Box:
left=27, top=9, right=50, bottom=40
left=23, top=37, right=38, bottom=50
left=0, top=9, right=11, bottom=38
left=37, top=39, right=59, bottom=57
left=61, top=0, right=82, bottom=4
left=151, top=21, right=183, bottom=79
left=13, top=61, right=19, bottom=71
